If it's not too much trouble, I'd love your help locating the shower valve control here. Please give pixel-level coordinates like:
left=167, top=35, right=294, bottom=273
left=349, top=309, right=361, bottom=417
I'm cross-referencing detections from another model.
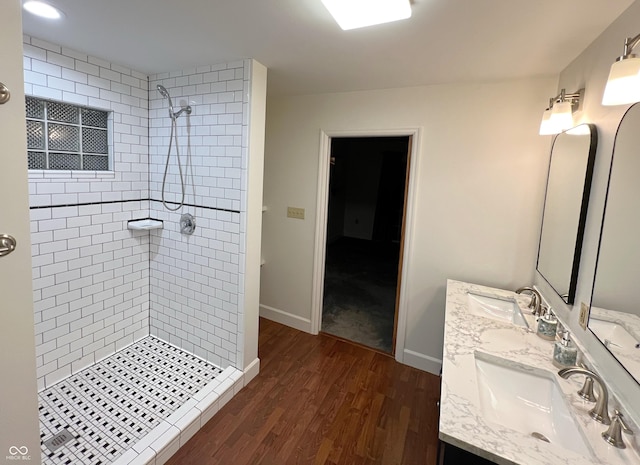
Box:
left=180, top=213, right=196, bottom=235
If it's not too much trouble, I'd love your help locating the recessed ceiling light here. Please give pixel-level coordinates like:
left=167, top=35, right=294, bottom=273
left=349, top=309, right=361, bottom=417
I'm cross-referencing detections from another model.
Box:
left=321, top=0, right=411, bottom=31
left=23, top=1, right=63, bottom=20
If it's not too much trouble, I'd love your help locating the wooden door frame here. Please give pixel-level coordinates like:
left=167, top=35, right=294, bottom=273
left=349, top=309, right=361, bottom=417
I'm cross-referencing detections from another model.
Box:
left=311, top=128, right=420, bottom=362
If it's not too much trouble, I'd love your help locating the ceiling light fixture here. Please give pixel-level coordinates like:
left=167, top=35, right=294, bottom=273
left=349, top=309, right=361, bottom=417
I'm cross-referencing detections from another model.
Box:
left=321, top=0, right=411, bottom=31
left=603, top=33, right=640, bottom=106
left=539, top=89, right=584, bottom=136
left=23, top=1, right=63, bottom=20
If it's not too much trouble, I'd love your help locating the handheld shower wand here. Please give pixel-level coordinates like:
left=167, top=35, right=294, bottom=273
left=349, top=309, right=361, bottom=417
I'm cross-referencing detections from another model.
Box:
left=157, top=84, right=174, bottom=117
left=157, top=84, right=192, bottom=212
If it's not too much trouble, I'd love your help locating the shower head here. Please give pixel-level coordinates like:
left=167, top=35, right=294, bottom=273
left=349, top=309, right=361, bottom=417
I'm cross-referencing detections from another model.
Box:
left=157, top=84, right=175, bottom=116
left=157, top=84, right=191, bottom=119
left=157, top=84, right=170, bottom=99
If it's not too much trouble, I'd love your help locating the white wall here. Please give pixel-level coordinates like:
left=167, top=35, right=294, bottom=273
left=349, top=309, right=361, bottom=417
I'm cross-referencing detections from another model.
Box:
left=534, top=0, right=640, bottom=421
left=242, top=60, right=267, bottom=381
left=260, top=77, right=557, bottom=371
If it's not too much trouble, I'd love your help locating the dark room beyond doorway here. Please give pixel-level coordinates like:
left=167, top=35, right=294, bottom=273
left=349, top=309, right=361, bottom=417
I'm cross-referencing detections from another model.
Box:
left=321, top=136, right=410, bottom=354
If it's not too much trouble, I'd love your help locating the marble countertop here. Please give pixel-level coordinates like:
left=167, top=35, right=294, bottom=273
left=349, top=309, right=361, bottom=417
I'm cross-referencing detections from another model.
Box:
left=440, top=279, right=640, bottom=465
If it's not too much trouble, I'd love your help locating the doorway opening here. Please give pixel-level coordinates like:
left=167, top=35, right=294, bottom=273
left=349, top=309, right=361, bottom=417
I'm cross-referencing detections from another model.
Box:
left=320, top=136, right=411, bottom=354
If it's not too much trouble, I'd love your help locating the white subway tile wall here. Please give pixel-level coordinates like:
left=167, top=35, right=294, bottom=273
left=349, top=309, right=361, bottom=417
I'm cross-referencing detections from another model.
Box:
left=149, top=62, right=248, bottom=212
left=23, top=36, right=150, bottom=206
left=149, top=204, right=241, bottom=368
left=24, top=35, right=152, bottom=390
left=148, top=62, right=251, bottom=368
left=24, top=35, right=253, bottom=388
left=31, top=201, right=150, bottom=390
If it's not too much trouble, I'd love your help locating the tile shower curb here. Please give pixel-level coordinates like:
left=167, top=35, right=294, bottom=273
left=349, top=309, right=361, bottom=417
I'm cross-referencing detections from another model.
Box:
left=110, top=366, right=244, bottom=465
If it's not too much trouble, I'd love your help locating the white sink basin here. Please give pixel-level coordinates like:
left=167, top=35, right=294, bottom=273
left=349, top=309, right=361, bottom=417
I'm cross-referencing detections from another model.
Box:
left=474, top=352, right=593, bottom=459
left=589, top=318, right=639, bottom=351
left=466, top=292, right=529, bottom=328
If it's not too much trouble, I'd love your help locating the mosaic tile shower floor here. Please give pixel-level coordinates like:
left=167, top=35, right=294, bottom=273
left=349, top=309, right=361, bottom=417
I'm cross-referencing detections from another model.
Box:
left=38, top=336, right=222, bottom=465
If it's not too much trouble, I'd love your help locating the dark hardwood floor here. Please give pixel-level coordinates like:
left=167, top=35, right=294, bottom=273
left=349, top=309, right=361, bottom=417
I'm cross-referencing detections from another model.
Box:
left=165, top=318, right=441, bottom=465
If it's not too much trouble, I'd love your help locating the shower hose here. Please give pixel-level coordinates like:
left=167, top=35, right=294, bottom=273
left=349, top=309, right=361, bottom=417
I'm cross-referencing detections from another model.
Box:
left=161, top=115, right=186, bottom=211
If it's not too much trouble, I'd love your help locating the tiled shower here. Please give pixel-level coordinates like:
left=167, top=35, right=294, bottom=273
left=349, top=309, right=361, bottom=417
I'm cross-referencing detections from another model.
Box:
left=22, top=34, right=261, bottom=464
left=148, top=62, right=249, bottom=369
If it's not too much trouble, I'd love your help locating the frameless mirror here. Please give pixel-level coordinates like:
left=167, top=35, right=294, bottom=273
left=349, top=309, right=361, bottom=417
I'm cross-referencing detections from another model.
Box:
left=590, top=104, right=640, bottom=385
left=537, top=124, right=597, bottom=304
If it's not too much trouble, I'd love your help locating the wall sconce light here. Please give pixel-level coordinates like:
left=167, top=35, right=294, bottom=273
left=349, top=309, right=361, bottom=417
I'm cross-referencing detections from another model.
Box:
left=539, top=89, right=584, bottom=135
left=603, top=33, right=640, bottom=106
left=539, top=99, right=555, bottom=136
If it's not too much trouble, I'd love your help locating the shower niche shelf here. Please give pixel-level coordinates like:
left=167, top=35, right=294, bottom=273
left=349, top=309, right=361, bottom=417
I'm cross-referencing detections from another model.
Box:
left=127, top=218, right=164, bottom=231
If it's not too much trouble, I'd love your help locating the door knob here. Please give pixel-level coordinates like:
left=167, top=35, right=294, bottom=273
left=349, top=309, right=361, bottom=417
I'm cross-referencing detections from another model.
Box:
left=0, top=82, right=10, bottom=104
left=0, top=234, right=17, bottom=257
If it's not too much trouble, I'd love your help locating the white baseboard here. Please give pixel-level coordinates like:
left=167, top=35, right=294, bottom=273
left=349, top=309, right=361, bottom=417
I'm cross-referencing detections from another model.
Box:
left=402, top=349, right=442, bottom=375
left=243, top=357, right=260, bottom=386
left=259, top=304, right=312, bottom=333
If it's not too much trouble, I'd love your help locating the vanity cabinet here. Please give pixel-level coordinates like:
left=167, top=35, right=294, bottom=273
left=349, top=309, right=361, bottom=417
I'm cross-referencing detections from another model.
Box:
left=438, top=442, right=497, bottom=465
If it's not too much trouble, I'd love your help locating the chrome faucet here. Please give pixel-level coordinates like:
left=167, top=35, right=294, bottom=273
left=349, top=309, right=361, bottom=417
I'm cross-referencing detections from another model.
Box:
left=558, top=366, right=611, bottom=425
left=515, top=286, right=542, bottom=316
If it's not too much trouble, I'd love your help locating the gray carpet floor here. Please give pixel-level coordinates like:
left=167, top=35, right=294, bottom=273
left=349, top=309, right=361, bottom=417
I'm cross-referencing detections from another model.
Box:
left=321, top=238, right=399, bottom=353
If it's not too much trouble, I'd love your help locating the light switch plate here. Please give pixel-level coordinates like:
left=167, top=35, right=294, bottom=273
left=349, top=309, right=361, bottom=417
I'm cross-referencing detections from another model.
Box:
left=579, top=302, right=589, bottom=330
left=287, top=207, right=305, bottom=220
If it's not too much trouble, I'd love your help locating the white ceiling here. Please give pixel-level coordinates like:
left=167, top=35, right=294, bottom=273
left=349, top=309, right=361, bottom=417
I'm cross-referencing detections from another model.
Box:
left=21, top=0, right=634, bottom=96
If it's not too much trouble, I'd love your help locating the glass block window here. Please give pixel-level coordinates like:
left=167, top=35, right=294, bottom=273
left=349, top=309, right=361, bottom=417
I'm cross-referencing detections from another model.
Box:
left=25, top=96, right=110, bottom=170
